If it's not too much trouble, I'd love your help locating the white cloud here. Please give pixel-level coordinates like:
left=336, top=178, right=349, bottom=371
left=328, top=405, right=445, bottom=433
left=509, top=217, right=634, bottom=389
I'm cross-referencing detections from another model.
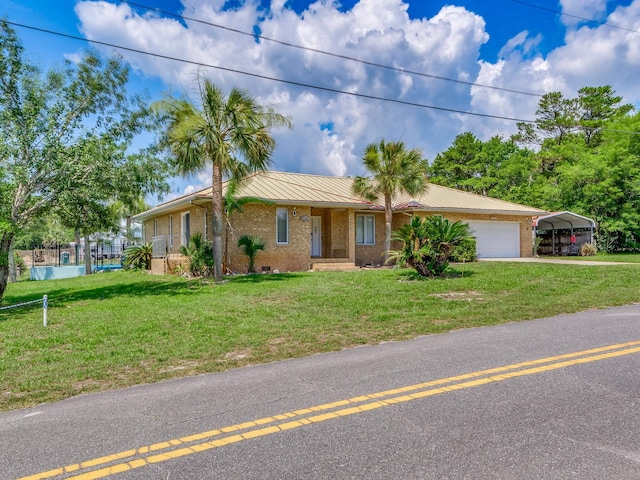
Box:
left=74, top=0, right=640, bottom=202
left=468, top=0, right=640, bottom=141
left=559, top=0, right=608, bottom=27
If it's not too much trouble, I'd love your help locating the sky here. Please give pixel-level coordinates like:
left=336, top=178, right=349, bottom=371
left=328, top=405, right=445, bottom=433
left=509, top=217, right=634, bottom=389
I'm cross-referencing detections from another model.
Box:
left=3, top=0, right=640, bottom=203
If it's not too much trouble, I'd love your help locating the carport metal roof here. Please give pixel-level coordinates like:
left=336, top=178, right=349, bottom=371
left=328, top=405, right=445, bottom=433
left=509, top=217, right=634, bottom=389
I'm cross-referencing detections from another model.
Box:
left=533, top=211, right=596, bottom=231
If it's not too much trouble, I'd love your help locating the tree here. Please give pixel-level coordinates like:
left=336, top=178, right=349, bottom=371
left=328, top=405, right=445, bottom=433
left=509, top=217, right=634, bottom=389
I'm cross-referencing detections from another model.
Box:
left=237, top=234, right=266, bottom=273
left=387, top=216, right=473, bottom=277
left=577, top=86, right=633, bottom=146
left=155, top=77, right=291, bottom=280
left=353, top=140, right=428, bottom=260
left=0, top=21, right=168, bottom=301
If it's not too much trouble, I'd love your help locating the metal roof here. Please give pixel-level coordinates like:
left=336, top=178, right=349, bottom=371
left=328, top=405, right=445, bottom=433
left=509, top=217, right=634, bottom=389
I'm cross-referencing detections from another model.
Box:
left=133, top=171, right=547, bottom=221
left=533, top=211, right=596, bottom=230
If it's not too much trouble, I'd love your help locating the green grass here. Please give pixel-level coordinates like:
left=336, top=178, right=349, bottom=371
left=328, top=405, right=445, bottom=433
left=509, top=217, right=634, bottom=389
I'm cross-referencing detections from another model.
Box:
left=2, top=261, right=640, bottom=411
left=539, top=253, right=640, bottom=263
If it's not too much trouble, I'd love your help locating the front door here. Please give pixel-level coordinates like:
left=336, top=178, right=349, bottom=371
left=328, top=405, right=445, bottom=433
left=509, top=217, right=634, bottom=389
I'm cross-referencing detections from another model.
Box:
left=311, top=216, right=322, bottom=257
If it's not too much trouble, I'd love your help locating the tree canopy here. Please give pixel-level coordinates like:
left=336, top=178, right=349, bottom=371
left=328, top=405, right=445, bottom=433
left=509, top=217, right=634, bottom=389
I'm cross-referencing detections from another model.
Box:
left=427, top=86, right=639, bottom=253
left=353, top=140, right=428, bottom=261
left=0, top=21, right=169, bottom=300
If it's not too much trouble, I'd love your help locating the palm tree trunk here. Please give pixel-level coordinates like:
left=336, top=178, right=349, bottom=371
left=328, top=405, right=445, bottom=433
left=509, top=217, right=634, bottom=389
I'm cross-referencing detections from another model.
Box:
left=211, top=164, right=224, bottom=280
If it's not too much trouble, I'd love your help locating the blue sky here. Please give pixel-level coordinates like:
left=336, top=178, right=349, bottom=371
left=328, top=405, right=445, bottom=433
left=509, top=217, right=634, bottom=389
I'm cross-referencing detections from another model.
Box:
left=3, top=0, right=639, bottom=202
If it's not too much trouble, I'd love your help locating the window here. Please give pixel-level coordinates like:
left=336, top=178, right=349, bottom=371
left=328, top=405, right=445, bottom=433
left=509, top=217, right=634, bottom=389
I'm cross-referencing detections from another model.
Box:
left=276, top=208, right=289, bottom=244
left=356, top=215, right=375, bottom=245
left=153, top=219, right=158, bottom=237
left=169, top=216, right=173, bottom=247
left=181, top=212, right=190, bottom=247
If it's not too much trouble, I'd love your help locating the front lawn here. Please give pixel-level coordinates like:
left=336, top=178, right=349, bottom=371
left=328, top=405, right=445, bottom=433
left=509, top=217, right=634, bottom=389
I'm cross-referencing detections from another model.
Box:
left=2, top=261, right=640, bottom=411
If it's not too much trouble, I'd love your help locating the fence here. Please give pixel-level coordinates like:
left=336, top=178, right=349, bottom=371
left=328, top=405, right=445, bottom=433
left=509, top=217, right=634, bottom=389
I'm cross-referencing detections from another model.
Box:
left=0, top=295, right=48, bottom=326
left=17, top=243, right=128, bottom=269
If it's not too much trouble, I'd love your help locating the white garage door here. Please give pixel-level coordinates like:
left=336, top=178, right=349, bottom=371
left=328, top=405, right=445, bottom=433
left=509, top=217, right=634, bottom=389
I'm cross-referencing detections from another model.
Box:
left=467, top=221, right=520, bottom=258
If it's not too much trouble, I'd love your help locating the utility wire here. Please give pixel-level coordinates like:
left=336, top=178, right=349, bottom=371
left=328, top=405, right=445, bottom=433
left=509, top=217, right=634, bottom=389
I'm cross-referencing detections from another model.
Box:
left=5, top=20, right=537, bottom=124
left=120, top=0, right=543, bottom=98
left=511, top=0, right=640, bottom=34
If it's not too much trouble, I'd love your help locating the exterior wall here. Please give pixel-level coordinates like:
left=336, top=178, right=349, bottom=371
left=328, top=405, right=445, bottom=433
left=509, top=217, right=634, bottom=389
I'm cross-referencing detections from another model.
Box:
left=227, top=204, right=313, bottom=273
left=354, top=211, right=387, bottom=266
left=144, top=205, right=209, bottom=254
left=142, top=204, right=534, bottom=275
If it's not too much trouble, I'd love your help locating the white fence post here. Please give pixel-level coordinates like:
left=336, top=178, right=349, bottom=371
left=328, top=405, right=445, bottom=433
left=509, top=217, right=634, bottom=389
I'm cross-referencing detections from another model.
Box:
left=43, top=295, right=48, bottom=327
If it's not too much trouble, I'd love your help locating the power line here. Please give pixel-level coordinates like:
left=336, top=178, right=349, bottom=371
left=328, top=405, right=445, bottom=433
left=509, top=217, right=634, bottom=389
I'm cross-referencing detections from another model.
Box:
left=120, top=0, right=543, bottom=98
left=5, top=20, right=537, bottom=124
left=511, top=0, right=640, bottom=34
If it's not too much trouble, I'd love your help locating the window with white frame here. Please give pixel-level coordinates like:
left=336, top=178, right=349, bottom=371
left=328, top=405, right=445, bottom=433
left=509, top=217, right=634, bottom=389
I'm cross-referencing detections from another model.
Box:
left=153, top=219, right=158, bottom=237
left=169, top=216, right=173, bottom=247
left=276, top=208, right=289, bottom=244
left=356, top=215, right=375, bottom=245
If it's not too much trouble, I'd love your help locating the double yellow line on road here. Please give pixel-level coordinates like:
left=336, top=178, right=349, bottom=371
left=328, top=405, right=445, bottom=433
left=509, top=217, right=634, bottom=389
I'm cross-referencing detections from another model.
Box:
left=21, top=340, right=640, bottom=480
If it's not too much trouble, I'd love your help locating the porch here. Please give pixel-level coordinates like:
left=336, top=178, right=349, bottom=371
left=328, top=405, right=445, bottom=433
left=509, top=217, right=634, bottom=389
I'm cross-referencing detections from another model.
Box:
left=308, top=207, right=356, bottom=267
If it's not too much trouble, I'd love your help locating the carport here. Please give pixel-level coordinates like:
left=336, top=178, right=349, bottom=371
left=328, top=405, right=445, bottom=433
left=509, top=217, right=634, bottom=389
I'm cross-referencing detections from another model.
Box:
left=534, top=211, right=595, bottom=256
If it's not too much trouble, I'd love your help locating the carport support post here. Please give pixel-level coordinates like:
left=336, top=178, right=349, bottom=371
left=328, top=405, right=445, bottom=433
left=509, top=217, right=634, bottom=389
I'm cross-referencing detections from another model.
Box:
left=552, top=229, right=556, bottom=255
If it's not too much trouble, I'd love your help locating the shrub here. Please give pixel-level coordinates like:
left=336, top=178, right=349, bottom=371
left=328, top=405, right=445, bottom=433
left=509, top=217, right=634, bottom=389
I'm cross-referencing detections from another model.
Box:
left=180, top=232, right=214, bottom=277
left=450, top=237, right=477, bottom=263
left=580, top=242, right=597, bottom=256
left=532, top=236, right=542, bottom=256
left=123, top=243, right=153, bottom=270
left=387, top=216, right=473, bottom=277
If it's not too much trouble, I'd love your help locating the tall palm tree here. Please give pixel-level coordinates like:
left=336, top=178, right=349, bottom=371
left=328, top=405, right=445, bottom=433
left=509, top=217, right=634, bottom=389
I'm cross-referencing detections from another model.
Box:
left=352, top=140, right=428, bottom=260
left=155, top=77, right=290, bottom=280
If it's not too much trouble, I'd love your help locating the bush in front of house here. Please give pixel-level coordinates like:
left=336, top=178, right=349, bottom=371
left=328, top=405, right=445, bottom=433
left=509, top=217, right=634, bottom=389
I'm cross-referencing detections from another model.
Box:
left=180, top=232, right=214, bottom=277
left=123, top=243, right=153, bottom=270
left=387, top=216, right=473, bottom=277
left=450, top=237, right=477, bottom=263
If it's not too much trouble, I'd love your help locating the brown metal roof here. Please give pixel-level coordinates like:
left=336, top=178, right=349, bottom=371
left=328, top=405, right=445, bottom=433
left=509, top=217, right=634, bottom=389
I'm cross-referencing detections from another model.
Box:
left=133, top=171, right=546, bottom=221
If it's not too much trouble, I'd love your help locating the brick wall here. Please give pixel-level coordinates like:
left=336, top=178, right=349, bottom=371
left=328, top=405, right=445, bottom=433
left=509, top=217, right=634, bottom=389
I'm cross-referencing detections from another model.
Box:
left=227, top=204, right=313, bottom=273
left=354, top=211, right=386, bottom=266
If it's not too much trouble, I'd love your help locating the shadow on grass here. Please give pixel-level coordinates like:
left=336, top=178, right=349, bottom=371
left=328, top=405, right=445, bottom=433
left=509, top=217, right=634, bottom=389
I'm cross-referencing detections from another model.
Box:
left=0, top=271, right=303, bottom=317
left=396, top=268, right=476, bottom=282
left=227, top=272, right=298, bottom=284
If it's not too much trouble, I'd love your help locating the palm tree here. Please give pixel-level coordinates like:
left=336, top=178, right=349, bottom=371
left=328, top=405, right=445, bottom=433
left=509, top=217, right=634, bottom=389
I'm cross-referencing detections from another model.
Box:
left=352, top=140, right=428, bottom=260
left=155, top=77, right=290, bottom=280
left=237, top=234, right=266, bottom=273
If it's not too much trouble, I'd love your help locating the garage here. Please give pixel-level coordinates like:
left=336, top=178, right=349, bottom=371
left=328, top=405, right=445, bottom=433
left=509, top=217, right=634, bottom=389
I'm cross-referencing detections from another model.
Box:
left=467, top=221, right=520, bottom=258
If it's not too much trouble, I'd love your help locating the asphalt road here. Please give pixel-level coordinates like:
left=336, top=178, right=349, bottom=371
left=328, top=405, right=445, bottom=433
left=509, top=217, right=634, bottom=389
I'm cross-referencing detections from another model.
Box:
left=2, top=304, right=640, bottom=479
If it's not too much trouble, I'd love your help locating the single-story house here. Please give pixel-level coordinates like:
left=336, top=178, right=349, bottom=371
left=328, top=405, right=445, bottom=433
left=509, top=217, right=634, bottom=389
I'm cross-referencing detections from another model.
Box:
left=132, top=171, right=548, bottom=274
left=533, top=211, right=596, bottom=256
